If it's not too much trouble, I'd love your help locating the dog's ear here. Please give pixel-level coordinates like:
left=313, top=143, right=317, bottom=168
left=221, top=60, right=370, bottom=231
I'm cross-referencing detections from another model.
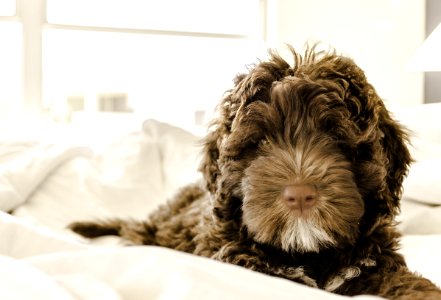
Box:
left=307, top=53, right=412, bottom=215
left=199, top=53, right=293, bottom=194
left=199, top=129, right=221, bottom=194
left=198, top=77, right=248, bottom=194
left=198, top=74, right=270, bottom=194
left=377, top=106, right=412, bottom=212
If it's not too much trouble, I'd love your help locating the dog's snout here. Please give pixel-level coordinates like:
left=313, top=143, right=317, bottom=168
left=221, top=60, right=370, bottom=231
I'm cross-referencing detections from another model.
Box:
left=282, top=185, right=317, bottom=212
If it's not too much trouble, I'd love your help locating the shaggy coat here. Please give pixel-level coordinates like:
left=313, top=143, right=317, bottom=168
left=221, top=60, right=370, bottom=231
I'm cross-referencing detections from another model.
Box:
left=71, top=47, right=441, bottom=299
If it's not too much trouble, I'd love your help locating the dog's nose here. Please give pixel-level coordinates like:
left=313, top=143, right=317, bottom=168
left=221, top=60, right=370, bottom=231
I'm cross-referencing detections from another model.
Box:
left=282, top=185, right=317, bottom=212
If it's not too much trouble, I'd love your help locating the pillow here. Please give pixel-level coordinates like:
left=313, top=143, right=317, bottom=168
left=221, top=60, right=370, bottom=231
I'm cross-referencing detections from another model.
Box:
left=388, top=102, right=441, bottom=146
left=388, top=103, right=441, bottom=205
left=13, top=129, right=166, bottom=231
left=403, top=157, right=441, bottom=205
left=1, top=144, right=92, bottom=212
left=397, top=199, right=441, bottom=234
left=13, top=120, right=202, bottom=232
left=142, top=119, right=202, bottom=199
left=88, top=131, right=166, bottom=218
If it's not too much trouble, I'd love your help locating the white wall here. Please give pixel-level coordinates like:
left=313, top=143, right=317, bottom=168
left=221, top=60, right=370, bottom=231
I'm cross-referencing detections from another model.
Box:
left=266, top=0, right=425, bottom=105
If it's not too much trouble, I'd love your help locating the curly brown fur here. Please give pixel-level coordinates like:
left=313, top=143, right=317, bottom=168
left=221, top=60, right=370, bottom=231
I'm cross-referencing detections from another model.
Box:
left=70, top=46, right=441, bottom=299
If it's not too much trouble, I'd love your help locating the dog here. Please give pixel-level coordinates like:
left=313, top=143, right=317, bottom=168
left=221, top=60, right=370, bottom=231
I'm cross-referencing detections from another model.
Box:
left=70, top=46, right=441, bottom=299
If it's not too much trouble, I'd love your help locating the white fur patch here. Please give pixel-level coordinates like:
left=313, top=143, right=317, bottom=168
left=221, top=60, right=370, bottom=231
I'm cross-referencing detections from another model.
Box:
left=281, top=218, right=335, bottom=252
left=324, top=266, right=361, bottom=292
left=360, top=257, right=376, bottom=267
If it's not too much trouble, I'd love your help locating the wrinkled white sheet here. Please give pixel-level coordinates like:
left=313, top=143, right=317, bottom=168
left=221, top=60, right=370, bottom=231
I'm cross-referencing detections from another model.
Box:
left=0, top=143, right=92, bottom=212
left=0, top=211, right=383, bottom=300
left=0, top=117, right=440, bottom=300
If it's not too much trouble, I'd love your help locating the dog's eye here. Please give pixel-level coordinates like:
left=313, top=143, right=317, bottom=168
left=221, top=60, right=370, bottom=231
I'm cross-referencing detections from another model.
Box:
left=378, top=129, right=385, bottom=139
left=259, top=139, right=269, bottom=146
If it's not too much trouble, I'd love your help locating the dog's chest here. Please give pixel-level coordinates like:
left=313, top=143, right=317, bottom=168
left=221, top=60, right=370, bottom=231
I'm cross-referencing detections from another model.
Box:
left=268, top=250, right=377, bottom=291
left=309, top=257, right=377, bottom=292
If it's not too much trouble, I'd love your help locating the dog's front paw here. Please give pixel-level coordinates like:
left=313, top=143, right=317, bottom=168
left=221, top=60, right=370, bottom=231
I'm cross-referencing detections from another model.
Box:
left=293, top=268, right=318, bottom=288
left=274, top=266, right=318, bottom=288
left=324, top=266, right=361, bottom=292
left=68, top=221, right=119, bottom=238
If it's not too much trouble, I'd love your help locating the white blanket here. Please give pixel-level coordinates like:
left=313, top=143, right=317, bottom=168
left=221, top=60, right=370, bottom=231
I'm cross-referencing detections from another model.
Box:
left=1, top=116, right=440, bottom=300
left=0, top=143, right=92, bottom=212
left=1, top=211, right=384, bottom=300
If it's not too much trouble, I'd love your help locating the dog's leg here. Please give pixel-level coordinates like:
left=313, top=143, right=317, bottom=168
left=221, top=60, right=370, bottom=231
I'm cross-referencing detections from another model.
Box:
left=69, top=220, right=121, bottom=238
left=376, top=269, right=441, bottom=300
left=337, top=266, right=441, bottom=299
left=69, top=219, right=157, bottom=245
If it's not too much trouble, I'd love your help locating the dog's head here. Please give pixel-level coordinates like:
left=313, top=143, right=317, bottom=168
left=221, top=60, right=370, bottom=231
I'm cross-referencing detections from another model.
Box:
left=199, top=46, right=411, bottom=253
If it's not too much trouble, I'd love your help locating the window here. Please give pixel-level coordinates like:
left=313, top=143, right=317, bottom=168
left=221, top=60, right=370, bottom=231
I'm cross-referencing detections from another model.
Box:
left=43, top=29, right=265, bottom=128
left=0, top=0, right=21, bottom=120
left=2, top=0, right=268, bottom=131
left=46, top=0, right=260, bottom=36
left=0, top=0, right=15, bottom=16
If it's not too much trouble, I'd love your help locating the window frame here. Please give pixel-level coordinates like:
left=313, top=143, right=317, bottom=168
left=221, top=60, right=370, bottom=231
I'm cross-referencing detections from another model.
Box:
left=9, top=0, right=272, bottom=117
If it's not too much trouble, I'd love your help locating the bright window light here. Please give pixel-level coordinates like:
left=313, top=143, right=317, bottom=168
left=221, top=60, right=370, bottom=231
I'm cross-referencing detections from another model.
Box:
left=46, top=0, right=261, bottom=36
left=0, top=22, right=22, bottom=120
left=43, top=28, right=266, bottom=128
left=0, top=0, right=15, bottom=16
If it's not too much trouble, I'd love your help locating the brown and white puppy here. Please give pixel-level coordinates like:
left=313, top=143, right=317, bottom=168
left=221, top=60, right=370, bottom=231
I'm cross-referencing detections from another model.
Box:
left=71, top=46, right=441, bottom=300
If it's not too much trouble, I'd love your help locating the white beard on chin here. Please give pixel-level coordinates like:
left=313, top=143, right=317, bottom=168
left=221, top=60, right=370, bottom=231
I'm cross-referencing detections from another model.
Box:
left=280, top=218, right=335, bottom=253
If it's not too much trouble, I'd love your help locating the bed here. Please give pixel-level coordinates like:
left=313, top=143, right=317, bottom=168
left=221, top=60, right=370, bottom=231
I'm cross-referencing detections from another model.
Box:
left=1, top=103, right=440, bottom=300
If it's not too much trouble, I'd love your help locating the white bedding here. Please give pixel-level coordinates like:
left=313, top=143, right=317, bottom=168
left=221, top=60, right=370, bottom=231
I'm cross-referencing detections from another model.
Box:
left=1, top=106, right=441, bottom=299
